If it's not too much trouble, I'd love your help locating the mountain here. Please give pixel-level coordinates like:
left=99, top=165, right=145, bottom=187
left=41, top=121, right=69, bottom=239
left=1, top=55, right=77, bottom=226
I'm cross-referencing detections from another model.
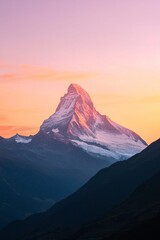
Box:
left=7, top=134, right=33, bottom=143
left=0, top=132, right=107, bottom=229
left=40, top=83, right=147, bottom=160
left=106, top=170, right=160, bottom=240
left=0, top=83, right=147, bottom=230
left=1, top=139, right=159, bottom=240
left=74, top=160, right=160, bottom=240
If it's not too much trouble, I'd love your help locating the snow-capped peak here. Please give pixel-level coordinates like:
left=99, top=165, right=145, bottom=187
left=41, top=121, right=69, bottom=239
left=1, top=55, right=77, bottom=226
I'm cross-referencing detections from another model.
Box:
left=67, top=83, right=91, bottom=99
left=40, top=83, right=97, bottom=137
left=40, top=83, right=147, bottom=160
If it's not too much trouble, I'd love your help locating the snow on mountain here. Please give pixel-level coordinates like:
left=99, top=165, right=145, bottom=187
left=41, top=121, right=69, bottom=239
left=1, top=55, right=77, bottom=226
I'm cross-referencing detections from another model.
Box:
left=73, top=131, right=145, bottom=160
left=41, top=83, right=98, bottom=137
left=40, top=84, right=147, bottom=160
left=9, top=134, right=32, bottom=143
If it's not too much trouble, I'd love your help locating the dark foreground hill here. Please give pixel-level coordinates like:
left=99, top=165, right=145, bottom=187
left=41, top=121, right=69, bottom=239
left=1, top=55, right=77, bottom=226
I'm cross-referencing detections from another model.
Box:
left=107, top=170, right=160, bottom=240
left=0, top=132, right=107, bottom=229
left=0, top=139, right=159, bottom=240
left=74, top=167, right=160, bottom=240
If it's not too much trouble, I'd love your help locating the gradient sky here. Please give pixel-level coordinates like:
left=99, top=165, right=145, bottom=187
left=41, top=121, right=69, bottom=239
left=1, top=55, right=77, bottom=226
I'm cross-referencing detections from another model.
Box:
left=0, top=0, right=160, bottom=143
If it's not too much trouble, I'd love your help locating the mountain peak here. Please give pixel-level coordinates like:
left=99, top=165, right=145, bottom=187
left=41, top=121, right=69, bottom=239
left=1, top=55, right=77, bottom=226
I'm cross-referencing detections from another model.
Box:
left=68, top=83, right=83, bottom=93
left=68, top=83, right=89, bottom=96
left=40, top=84, right=147, bottom=159
left=41, top=83, right=96, bottom=136
left=67, top=83, right=93, bottom=105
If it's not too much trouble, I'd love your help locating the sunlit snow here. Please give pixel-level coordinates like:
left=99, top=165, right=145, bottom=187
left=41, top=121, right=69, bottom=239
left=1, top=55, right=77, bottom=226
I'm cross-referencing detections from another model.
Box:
left=40, top=84, right=147, bottom=161
left=15, top=135, right=32, bottom=143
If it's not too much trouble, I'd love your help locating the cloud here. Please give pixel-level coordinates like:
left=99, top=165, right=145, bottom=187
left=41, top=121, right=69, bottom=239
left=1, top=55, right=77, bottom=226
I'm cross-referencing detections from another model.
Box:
left=0, top=74, right=17, bottom=80
left=0, top=64, right=93, bottom=82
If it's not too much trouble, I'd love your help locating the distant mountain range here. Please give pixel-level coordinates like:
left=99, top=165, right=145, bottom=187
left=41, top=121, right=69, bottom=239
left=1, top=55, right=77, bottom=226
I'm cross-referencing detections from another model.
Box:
left=0, top=84, right=147, bottom=230
left=1, top=138, right=159, bottom=240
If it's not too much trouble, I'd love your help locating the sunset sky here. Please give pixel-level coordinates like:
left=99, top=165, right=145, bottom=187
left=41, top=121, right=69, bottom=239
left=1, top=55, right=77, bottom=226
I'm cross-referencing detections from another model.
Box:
left=0, top=0, right=160, bottom=143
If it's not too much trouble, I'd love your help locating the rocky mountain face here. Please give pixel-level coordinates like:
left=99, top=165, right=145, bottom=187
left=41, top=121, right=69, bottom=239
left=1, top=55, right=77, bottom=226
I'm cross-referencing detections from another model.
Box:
left=0, top=83, right=147, bottom=231
left=40, top=83, right=147, bottom=160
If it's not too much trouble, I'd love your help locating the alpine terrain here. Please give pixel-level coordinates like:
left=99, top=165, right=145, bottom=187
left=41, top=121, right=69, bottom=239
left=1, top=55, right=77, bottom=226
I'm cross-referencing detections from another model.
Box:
left=1, top=139, right=159, bottom=240
left=40, top=83, right=147, bottom=160
left=0, top=83, right=147, bottom=229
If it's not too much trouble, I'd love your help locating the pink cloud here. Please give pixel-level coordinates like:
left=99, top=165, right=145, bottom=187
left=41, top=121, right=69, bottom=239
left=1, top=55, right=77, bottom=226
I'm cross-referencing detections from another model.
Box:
left=0, top=64, right=93, bottom=82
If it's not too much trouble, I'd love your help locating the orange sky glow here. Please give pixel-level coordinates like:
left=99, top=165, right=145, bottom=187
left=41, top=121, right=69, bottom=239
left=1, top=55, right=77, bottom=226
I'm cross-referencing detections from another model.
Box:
left=0, top=0, right=160, bottom=143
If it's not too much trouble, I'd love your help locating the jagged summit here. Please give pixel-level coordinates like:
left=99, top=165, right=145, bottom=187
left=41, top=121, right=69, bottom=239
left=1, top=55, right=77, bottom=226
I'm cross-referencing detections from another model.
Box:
left=41, top=83, right=96, bottom=137
left=68, top=83, right=89, bottom=95
left=41, top=83, right=118, bottom=138
left=67, top=84, right=93, bottom=105
left=40, top=84, right=147, bottom=160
